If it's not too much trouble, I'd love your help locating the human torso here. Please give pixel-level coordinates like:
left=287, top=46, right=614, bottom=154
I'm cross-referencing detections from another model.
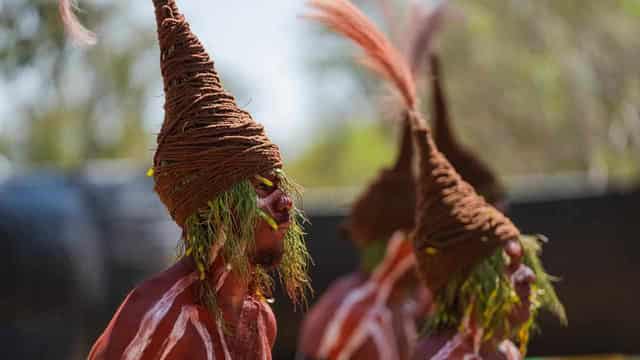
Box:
left=299, top=232, right=420, bottom=360
left=88, top=262, right=276, bottom=360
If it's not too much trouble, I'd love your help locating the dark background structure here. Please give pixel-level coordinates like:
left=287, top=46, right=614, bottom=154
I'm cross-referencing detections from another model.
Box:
left=1, top=171, right=638, bottom=359
left=274, top=186, right=640, bottom=358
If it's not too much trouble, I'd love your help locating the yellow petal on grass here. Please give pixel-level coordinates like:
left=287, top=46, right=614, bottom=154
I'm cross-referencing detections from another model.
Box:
left=255, top=289, right=276, bottom=304
left=255, top=175, right=274, bottom=187
left=266, top=217, right=278, bottom=231
left=197, top=262, right=206, bottom=280
left=425, top=247, right=438, bottom=255
left=258, top=209, right=278, bottom=231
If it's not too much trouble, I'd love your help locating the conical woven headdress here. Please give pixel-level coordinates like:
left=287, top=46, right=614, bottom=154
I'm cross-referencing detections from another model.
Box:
left=307, top=0, right=519, bottom=294
left=411, top=124, right=519, bottom=294
left=345, top=116, right=416, bottom=247
left=430, top=54, right=506, bottom=207
left=150, top=0, right=282, bottom=227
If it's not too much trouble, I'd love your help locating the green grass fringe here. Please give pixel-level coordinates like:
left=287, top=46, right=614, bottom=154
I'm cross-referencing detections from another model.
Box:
left=517, top=234, right=567, bottom=355
left=274, top=169, right=313, bottom=308
left=424, top=235, right=566, bottom=355
left=177, top=170, right=313, bottom=321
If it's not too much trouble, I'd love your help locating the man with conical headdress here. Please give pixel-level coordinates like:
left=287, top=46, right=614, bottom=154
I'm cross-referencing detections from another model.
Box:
left=297, top=4, right=445, bottom=360
left=415, top=31, right=565, bottom=360
left=60, top=1, right=311, bottom=359
left=297, top=113, right=426, bottom=360
left=298, top=2, right=508, bottom=358
left=306, top=0, right=565, bottom=358
left=411, top=7, right=524, bottom=357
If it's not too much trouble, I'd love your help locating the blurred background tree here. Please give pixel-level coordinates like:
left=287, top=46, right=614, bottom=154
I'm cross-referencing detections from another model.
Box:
left=0, top=0, right=637, bottom=190
left=0, top=0, right=156, bottom=169
left=289, top=0, right=640, bottom=190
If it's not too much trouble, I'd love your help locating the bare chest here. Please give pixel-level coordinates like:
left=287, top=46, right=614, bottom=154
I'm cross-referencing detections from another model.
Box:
left=91, top=272, right=275, bottom=360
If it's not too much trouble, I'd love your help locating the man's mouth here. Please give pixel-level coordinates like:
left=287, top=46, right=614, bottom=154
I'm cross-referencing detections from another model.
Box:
left=273, top=213, right=290, bottom=227
left=258, top=209, right=290, bottom=231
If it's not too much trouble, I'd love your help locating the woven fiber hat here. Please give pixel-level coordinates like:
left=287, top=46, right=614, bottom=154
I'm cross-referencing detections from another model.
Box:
left=344, top=116, right=416, bottom=247
left=411, top=118, right=519, bottom=294
left=150, top=0, right=282, bottom=227
left=59, top=0, right=282, bottom=228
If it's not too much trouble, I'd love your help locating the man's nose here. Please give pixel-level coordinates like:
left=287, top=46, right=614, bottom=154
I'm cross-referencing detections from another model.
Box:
left=274, top=191, right=293, bottom=213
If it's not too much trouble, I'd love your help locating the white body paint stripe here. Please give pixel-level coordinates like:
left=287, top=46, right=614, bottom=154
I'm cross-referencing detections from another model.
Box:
left=158, top=306, right=192, bottom=360
left=332, top=255, right=416, bottom=359
left=318, top=233, right=411, bottom=357
left=217, top=318, right=232, bottom=360
left=374, top=255, right=416, bottom=302
left=257, top=309, right=270, bottom=360
left=402, top=301, right=419, bottom=356
left=431, top=334, right=464, bottom=360
left=214, top=268, right=230, bottom=292
left=123, top=272, right=198, bottom=360
left=499, top=341, right=521, bottom=360
left=378, top=307, right=399, bottom=359
left=157, top=305, right=217, bottom=360
left=318, top=230, right=416, bottom=359
left=335, top=304, right=377, bottom=360
left=190, top=309, right=215, bottom=360
left=317, top=282, right=376, bottom=357
left=369, top=321, right=393, bottom=360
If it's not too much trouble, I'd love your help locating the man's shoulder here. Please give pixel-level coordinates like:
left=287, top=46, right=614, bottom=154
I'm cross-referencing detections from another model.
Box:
left=133, top=262, right=197, bottom=301
left=114, top=267, right=198, bottom=327
left=88, top=266, right=200, bottom=359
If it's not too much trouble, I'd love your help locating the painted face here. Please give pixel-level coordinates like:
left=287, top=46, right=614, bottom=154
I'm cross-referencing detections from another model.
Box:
left=250, top=171, right=293, bottom=268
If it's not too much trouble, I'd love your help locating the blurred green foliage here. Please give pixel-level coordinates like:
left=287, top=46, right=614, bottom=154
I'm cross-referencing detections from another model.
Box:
left=0, top=0, right=638, bottom=189
left=0, top=0, right=156, bottom=169
left=290, top=0, right=640, bottom=188
left=288, top=120, right=396, bottom=187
